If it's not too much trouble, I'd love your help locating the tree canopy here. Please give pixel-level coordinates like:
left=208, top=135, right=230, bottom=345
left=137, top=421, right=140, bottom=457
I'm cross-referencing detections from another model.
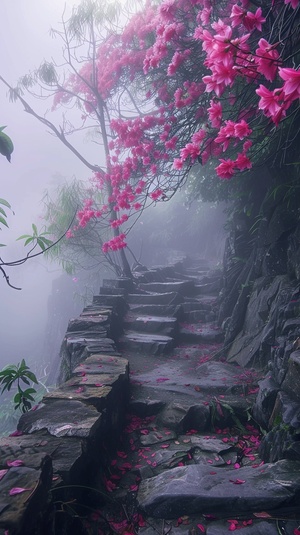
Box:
left=2, top=0, right=299, bottom=274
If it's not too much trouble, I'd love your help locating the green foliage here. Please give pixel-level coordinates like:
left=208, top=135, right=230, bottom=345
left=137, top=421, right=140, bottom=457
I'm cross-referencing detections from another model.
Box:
left=17, top=223, right=53, bottom=251
left=42, top=177, right=114, bottom=273
left=0, top=359, right=39, bottom=413
left=0, top=126, right=14, bottom=162
left=0, top=198, right=13, bottom=245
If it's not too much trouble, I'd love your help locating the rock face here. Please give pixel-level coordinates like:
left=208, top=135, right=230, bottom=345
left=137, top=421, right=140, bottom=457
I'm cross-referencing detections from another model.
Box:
left=137, top=460, right=300, bottom=518
left=219, top=182, right=300, bottom=465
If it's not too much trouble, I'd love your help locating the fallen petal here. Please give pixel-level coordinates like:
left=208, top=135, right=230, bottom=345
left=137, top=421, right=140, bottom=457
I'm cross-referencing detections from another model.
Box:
left=9, top=487, right=32, bottom=496
left=7, top=460, right=24, bottom=467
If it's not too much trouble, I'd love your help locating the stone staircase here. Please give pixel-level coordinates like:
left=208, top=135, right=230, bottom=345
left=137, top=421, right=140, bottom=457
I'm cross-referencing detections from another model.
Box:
left=1, top=256, right=300, bottom=535
left=95, top=258, right=300, bottom=535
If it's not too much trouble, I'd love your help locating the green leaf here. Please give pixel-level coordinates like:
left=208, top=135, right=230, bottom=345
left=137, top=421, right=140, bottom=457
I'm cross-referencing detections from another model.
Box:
left=37, top=238, right=46, bottom=251
left=24, top=237, right=34, bottom=246
left=39, top=237, right=53, bottom=247
left=0, top=130, right=14, bottom=161
left=0, top=243, right=6, bottom=247
left=0, top=216, right=8, bottom=228
left=32, top=223, right=38, bottom=235
left=22, top=393, right=35, bottom=402
left=24, top=371, right=38, bottom=384
left=21, top=376, right=30, bottom=386
left=13, top=392, right=22, bottom=404
left=16, top=234, right=32, bottom=241
left=20, top=359, right=27, bottom=370
left=0, top=207, right=7, bottom=218
left=23, top=388, right=37, bottom=396
left=0, top=198, right=11, bottom=209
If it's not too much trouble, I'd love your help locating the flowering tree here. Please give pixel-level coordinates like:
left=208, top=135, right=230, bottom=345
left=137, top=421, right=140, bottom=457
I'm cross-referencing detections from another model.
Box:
left=2, top=0, right=299, bottom=275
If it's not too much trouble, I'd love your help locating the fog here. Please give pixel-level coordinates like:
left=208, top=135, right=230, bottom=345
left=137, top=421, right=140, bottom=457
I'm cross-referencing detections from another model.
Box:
left=0, top=0, right=226, bottom=421
left=0, top=0, right=88, bottom=373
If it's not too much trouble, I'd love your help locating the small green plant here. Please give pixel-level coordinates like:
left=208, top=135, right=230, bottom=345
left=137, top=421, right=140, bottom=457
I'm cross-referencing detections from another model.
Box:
left=0, top=359, right=39, bottom=413
left=17, top=223, right=53, bottom=251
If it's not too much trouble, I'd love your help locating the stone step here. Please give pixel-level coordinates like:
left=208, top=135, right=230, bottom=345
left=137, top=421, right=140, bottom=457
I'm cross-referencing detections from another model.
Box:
left=99, top=286, right=127, bottom=295
left=138, top=281, right=195, bottom=296
left=129, top=303, right=183, bottom=319
left=179, top=323, right=224, bottom=344
left=194, top=280, right=221, bottom=295
left=137, top=459, right=300, bottom=519
left=183, top=310, right=215, bottom=322
left=128, top=292, right=184, bottom=305
left=124, top=314, right=178, bottom=337
left=102, top=277, right=135, bottom=291
left=183, top=296, right=217, bottom=310
left=93, top=294, right=129, bottom=314
left=119, top=331, right=174, bottom=355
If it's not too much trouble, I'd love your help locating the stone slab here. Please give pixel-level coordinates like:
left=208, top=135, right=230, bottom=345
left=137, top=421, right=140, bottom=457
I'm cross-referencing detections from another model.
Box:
left=73, top=354, right=129, bottom=376
left=137, top=459, right=300, bottom=518
left=0, top=432, right=83, bottom=481
left=129, top=304, right=183, bottom=319
left=124, top=314, right=177, bottom=336
left=179, top=324, right=224, bottom=344
left=17, top=400, right=102, bottom=438
left=128, top=292, right=184, bottom=305
left=138, top=281, right=194, bottom=296
left=120, top=332, right=174, bottom=355
left=0, top=460, right=52, bottom=533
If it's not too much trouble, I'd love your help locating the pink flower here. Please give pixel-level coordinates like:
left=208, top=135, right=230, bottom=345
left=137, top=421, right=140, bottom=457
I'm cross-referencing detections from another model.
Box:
left=191, top=129, right=206, bottom=144
left=173, top=158, right=183, bottom=170
left=230, top=5, right=246, bottom=27
left=216, top=159, right=236, bottom=179
left=208, top=101, right=222, bottom=128
left=285, top=0, right=299, bottom=8
left=244, top=8, right=266, bottom=31
left=235, top=153, right=252, bottom=171
left=180, top=143, right=200, bottom=162
left=234, top=120, right=252, bottom=139
left=293, top=528, right=300, bottom=535
left=279, top=67, right=300, bottom=98
left=256, top=84, right=285, bottom=124
left=255, top=39, right=280, bottom=82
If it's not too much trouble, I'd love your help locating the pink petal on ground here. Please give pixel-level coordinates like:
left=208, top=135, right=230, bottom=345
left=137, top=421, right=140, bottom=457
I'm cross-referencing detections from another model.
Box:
left=9, top=487, right=31, bottom=495
left=95, top=383, right=104, bottom=387
left=230, top=479, right=246, bottom=484
left=9, top=430, right=23, bottom=437
left=197, top=524, right=206, bottom=532
left=117, top=451, right=127, bottom=458
left=161, top=444, right=170, bottom=449
left=75, top=387, right=84, bottom=393
left=253, top=512, right=272, bottom=518
left=156, top=377, right=169, bottom=382
left=7, top=460, right=24, bottom=467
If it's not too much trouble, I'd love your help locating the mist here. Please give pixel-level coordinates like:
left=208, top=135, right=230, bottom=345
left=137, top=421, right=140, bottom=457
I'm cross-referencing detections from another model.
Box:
left=0, top=1, right=227, bottom=434
left=0, top=0, right=88, bottom=373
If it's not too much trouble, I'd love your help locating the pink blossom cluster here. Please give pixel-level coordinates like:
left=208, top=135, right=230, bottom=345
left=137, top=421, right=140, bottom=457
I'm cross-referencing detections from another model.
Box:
left=102, top=233, right=127, bottom=253
left=56, top=0, right=300, bottom=251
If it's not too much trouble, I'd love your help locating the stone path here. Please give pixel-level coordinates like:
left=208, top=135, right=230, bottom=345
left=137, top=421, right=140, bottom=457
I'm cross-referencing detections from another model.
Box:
left=88, top=259, right=300, bottom=535
left=1, top=257, right=300, bottom=534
